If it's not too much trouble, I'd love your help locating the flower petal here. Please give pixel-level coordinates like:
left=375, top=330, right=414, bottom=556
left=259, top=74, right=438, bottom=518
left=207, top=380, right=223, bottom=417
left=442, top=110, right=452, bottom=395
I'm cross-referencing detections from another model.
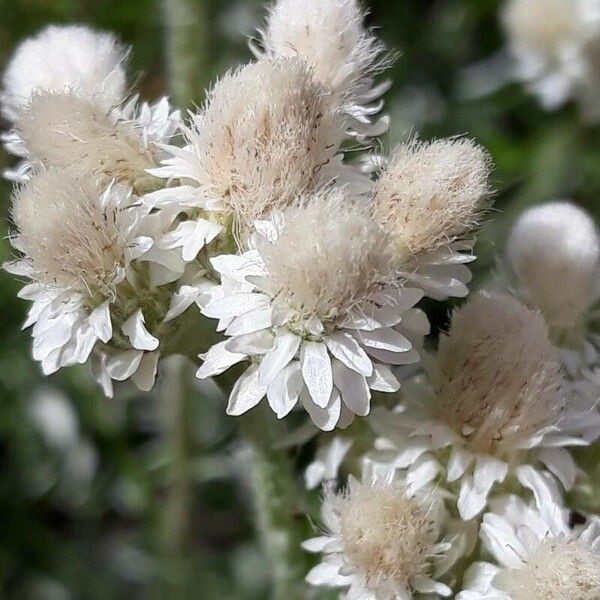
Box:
left=301, top=342, right=333, bottom=408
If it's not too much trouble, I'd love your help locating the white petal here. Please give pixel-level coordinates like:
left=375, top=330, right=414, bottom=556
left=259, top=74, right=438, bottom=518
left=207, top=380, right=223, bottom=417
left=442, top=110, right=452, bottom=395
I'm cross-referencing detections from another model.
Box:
left=266, top=361, right=302, bottom=419
left=106, top=350, right=144, bottom=381
left=301, top=536, right=332, bottom=553
left=325, top=332, right=373, bottom=376
left=305, top=562, right=340, bottom=586
left=367, top=363, right=400, bottom=392
left=258, top=332, right=300, bottom=387
left=225, top=307, right=273, bottom=336
left=447, top=447, right=473, bottom=482
left=226, top=366, right=265, bottom=416
left=332, top=359, right=370, bottom=417
left=132, top=351, right=160, bottom=391
left=225, top=330, right=274, bottom=355
left=89, top=301, right=112, bottom=343
left=358, top=328, right=413, bottom=353
left=196, top=341, right=246, bottom=379
left=412, top=575, right=451, bottom=596
left=301, top=342, right=333, bottom=408
left=121, top=310, right=159, bottom=351
left=302, top=388, right=341, bottom=432
left=202, top=292, right=268, bottom=320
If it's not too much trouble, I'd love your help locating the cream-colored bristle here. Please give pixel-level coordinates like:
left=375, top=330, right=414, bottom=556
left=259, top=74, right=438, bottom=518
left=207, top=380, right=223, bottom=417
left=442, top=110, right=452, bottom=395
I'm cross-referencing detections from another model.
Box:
left=12, top=168, right=128, bottom=299
left=19, top=92, right=153, bottom=188
left=372, top=138, right=492, bottom=260
left=183, top=57, right=344, bottom=236
left=257, top=189, right=394, bottom=322
left=495, top=537, right=600, bottom=600
left=333, top=480, right=433, bottom=588
left=435, top=293, right=564, bottom=453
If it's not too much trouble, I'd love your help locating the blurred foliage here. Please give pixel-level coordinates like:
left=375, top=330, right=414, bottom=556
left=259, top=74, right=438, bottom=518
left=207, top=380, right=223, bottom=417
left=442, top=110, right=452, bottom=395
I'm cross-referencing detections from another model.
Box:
left=1, top=0, right=600, bottom=598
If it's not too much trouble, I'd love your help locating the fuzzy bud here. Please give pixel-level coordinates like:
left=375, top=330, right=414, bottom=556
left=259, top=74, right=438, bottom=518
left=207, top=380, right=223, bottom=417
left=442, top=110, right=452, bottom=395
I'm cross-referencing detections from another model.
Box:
left=1, top=25, right=128, bottom=122
left=507, top=202, right=600, bottom=334
left=435, top=293, right=564, bottom=453
left=372, top=138, right=492, bottom=260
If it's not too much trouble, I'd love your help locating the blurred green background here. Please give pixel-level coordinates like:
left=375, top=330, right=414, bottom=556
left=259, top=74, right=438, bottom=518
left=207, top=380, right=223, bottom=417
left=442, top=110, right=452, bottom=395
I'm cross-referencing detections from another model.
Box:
left=1, top=0, right=599, bottom=598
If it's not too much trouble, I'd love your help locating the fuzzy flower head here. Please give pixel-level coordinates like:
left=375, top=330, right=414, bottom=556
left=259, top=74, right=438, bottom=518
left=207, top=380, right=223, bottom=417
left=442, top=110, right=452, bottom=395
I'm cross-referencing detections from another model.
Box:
left=1, top=25, right=128, bottom=123
left=506, top=202, right=600, bottom=341
left=12, top=168, right=139, bottom=301
left=17, top=92, right=158, bottom=193
left=370, top=293, right=600, bottom=520
left=371, top=138, right=492, bottom=300
left=304, top=466, right=455, bottom=599
left=255, top=194, right=395, bottom=323
left=150, top=57, right=349, bottom=240
left=256, top=0, right=392, bottom=139
left=459, top=492, right=600, bottom=600
left=197, top=190, right=429, bottom=430
left=434, top=293, right=564, bottom=455
left=501, top=0, right=600, bottom=116
left=6, top=167, right=171, bottom=395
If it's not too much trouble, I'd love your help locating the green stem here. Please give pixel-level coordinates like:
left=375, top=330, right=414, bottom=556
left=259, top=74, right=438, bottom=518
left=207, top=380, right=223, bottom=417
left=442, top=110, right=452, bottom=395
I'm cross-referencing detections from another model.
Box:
left=240, top=405, right=310, bottom=600
left=159, top=356, right=193, bottom=596
left=162, top=0, right=210, bottom=108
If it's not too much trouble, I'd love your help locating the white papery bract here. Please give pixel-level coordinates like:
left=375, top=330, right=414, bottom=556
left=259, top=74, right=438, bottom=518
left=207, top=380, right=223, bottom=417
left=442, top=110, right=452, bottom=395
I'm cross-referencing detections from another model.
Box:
left=506, top=202, right=600, bottom=343
left=502, top=0, right=600, bottom=119
left=255, top=0, right=392, bottom=141
left=372, top=138, right=492, bottom=300
left=305, top=436, right=353, bottom=490
left=197, top=191, right=429, bottom=430
left=1, top=25, right=128, bottom=123
left=371, top=292, right=600, bottom=520
left=6, top=168, right=167, bottom=396
left=303, top=464, right=458, bottom=599
left=458, top=489, right=600, bottom=600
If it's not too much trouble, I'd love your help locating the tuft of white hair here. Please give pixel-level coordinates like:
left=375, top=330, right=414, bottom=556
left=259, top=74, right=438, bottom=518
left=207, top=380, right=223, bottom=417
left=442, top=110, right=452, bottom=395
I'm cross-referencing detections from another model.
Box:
left=435, top=293, right=564, bottom=454
left=332, top=478, right=436, bottom=589
left=259, top=0, right=390, bottom=104
left=372, top=137, right=492, bottom=260
left=18, top=92, right=154, bottom=190
left=1, top=25, right=128, bottom=122
left=12, top=168, right=130, bottom=299
left=495, top=536, right=600, bottom=600
left=181, top=57, right=345, bottom=235
left=507, top=202, right=600, bottom=334
left=256, top=188, right=395, bottom=322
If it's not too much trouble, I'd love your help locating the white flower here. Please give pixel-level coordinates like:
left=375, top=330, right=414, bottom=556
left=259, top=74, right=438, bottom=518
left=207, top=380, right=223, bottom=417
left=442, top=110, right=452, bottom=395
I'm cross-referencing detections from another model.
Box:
left=6, top=168, right=166, bottom=396
left=10, top=91, right=179, bottom=189
left=303, top=464, right=458, bottom=599
left=371, top=138, right=493, bottom=300
left=459, top=489, right=600, bottom=599
left=371, top=293, right=600, bottom=520
left=254, top=0, right=392, bottom=141
left=506, top=201, right=600, bottom=344
left=147, top=56, right=370, bottom=250
left=305, top=436, right=353, bottom=490
left=1, top=25, right=128, bottom=123
left=197, top=190, right=429, bottom=430
left=502, top=0, right=600, bottom=119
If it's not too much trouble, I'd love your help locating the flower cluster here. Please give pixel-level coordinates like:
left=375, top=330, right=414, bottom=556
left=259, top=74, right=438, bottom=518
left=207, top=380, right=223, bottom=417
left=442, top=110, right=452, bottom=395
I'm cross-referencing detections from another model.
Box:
left=4, top=2, right=600, bottom=599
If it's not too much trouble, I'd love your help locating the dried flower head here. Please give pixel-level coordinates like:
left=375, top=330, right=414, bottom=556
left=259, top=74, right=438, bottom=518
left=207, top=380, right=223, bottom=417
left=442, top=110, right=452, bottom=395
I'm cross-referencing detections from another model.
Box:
left=18, top=92, right=155, bottom=190
left=372, top=137, right=492, bottom=260
left=12, top=168, right=133, bottom=299
left=152, top=57, right=346, bottom=237
left=1, top=25, right=128, bottom=122
left=304, top=468, right=453, bottom=598
left=256, top=190, right=395, bottom=322
left=435, top=293, right=564, bottom=454
left=496, top=537, right=600, bottom=599
left=507, top=202, right=600, bottom=335
left=259, top=0, right=390, bottom=105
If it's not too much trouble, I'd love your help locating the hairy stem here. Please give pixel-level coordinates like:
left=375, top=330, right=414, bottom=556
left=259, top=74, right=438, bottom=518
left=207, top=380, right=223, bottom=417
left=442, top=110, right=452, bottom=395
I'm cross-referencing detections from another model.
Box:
left=162, top=0, right=210, bottom=107
left=240, top=405, right=310, bottom=600
left=159, top=356, right=193, bottom=595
